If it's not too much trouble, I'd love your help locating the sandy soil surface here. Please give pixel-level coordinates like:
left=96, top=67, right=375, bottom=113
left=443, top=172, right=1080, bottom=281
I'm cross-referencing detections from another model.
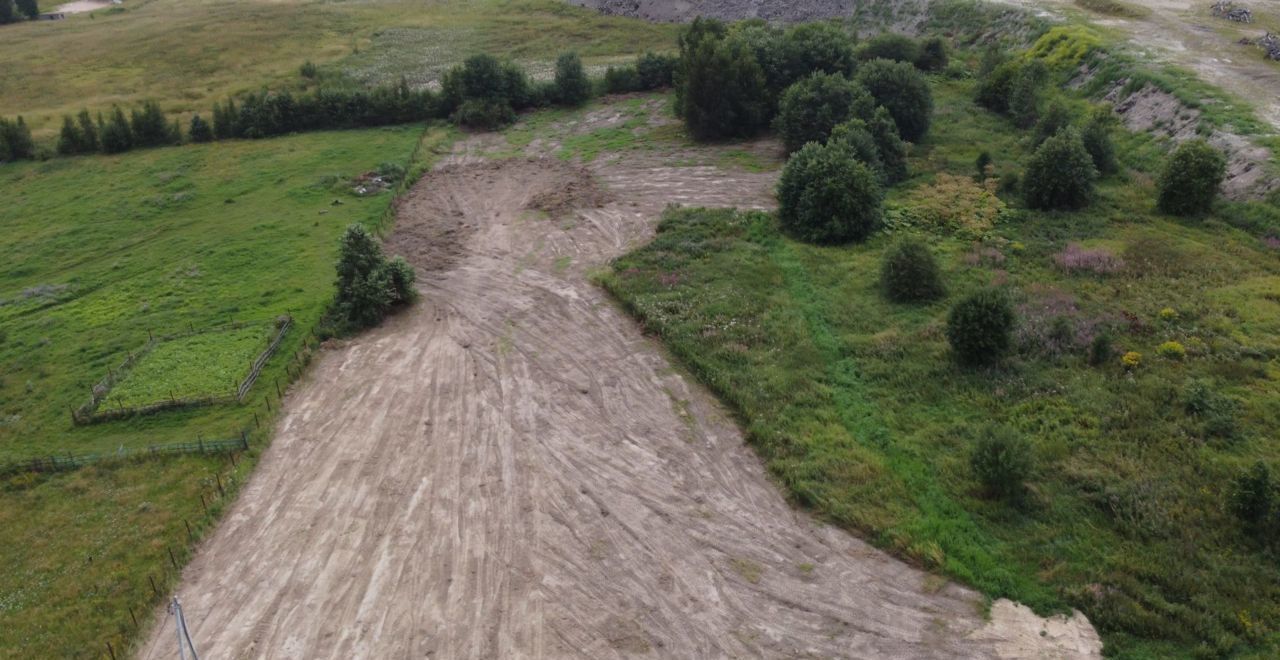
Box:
left=54, top=0, right=114, bottom=14
left=138, top=115, right=1100, bottom=658
left=567, top=0, right=853, bottom=22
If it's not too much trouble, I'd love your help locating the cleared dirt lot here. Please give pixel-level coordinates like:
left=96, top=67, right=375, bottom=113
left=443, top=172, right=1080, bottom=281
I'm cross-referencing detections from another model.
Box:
left=139, top=121, right=1099, bottom=658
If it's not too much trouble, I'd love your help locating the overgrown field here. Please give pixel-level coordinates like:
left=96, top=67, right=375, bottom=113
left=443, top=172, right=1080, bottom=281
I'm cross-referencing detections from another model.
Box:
left=0, top=0, right=677, bottom=137
left=108, top=324, right=273, bottom=408
left=603, top=79, right=1280, bottom=657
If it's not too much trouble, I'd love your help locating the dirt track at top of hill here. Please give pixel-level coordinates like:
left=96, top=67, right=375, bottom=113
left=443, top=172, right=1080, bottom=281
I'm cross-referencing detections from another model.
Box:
left=138, top=132, right=1100, bottom=658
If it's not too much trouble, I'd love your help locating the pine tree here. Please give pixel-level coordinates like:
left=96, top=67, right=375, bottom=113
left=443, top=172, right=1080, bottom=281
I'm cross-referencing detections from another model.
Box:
left=15, top=0, right=37, bottom=19
left=131, top=101, right=172, bottom=147
left=5, top=117, right=35, bottom=159
left=189, top=114, right=214, bottom=143
left=0, top=0, right=18, bottom=25
left=101, top=107, right=134, bottom=154
left=58, top=116, right=84, bottom=155
left=77, top=110, right=99, bottom=153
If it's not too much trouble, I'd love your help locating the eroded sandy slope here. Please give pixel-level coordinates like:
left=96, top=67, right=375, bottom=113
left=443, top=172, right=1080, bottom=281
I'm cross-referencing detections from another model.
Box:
left=139, top=133, right=1100, bottom=658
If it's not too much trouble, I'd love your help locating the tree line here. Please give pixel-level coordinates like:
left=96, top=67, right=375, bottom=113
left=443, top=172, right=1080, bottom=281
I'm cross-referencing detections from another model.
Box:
left=0, top=50, right=676, bottom=164
left=0, top=0, right=40, bottom=25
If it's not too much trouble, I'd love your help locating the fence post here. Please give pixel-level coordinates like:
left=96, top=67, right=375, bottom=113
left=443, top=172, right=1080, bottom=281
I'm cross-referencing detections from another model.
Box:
left=216, top=475, right=225, bottom=497
left=241, top=430, right=249, bottom=451
left=148, top=574, right=159, bottom=597
left=275, top=379, right=282, bottom=398
left=184, top=519, right=193, bottom=542
left=129, top=606, right=138, bottom=628
left=254, top=412, right=260, bottom=429
left=265, top=396, right=271, bottom=412
left=199, top=494, right=208, bottom=516
left=106, top=641, right=116, bottom=660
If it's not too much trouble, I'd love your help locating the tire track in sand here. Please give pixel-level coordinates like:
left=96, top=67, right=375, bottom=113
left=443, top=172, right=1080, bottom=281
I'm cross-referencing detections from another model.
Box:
left=139, top=141, right=1101, bottom=658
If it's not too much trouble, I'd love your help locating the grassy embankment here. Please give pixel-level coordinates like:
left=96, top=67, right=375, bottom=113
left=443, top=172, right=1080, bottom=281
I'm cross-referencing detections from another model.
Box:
left=0, top=0, right=677, bottom=138
left=600, top=77, right=1280, bottom=657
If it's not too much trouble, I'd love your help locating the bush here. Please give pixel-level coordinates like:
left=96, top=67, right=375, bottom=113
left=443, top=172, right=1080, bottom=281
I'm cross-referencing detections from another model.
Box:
left=1184, top=379, right=1238, bottom=440
left=1228, top=462, right=1274, bottom=537
left=970, top=426, right=1033, bottom=500
left=916, top=37, right=949, bottom=72
left=1087, top=333, right=1114, bottom=366
left=774, top=72, right=873, bottom=153
left=975, top=60, right=1020, bottom=114
left=300, top=60, right=318, bottom=79
left=188, top=114, right=214, bottom=143
left=905, top=174, right=1005, bottom=237
left=776, top=140, right=883, bottom=244
left=453, top=98, right=516, bottom=130
left=881, top=238, right=945, bottom=303
left=828, top=119, right=883, bottom=180
left=1080, top=104, right=1119, bottom=175
left=867, top=106, right=909, bottom=184
left=946, top=288, right=1015, bottom=365
left=0, top=116, right=35, bottom=161
left=1032, top=98, right=1072, bottom=147
left=384, top=256, right=417, bottom=304
left=335, top=225, right=393, bottom=329
left=441, top=54, right=530, bottom=116
left=772, top=22, right=857, bottom=90
left=1156, top=340, right=1186, bottom=360
left=857, top=33, right=920, bottom=65
left=636, top=52, right=677, bottom=89
left=677, top=30, right=769, bottom=140
left=1157, top=139, right=1225, bottom=216
left=604, top=65, right=641, bottom=94
left=1023, top=129, right=1097, bottom=210
left=855, top=59, right=933, bottom=142
left=553, top=52, right=591, bottom=107
left=1007, top=61, right=1047, bottom=128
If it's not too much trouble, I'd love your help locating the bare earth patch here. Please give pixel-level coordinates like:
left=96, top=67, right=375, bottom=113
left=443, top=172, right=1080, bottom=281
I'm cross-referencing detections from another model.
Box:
left=139, top=124, right=1100, bottom=658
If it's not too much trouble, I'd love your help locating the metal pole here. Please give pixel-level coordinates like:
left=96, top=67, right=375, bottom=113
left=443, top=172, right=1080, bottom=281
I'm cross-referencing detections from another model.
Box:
left=176, top=596, right=200, bottom=660
left=173, top=597, right=188, bottom=660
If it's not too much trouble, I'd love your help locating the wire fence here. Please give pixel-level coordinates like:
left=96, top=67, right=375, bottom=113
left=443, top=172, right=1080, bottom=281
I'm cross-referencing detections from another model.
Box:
left=72, top=316, right=292, bottom=425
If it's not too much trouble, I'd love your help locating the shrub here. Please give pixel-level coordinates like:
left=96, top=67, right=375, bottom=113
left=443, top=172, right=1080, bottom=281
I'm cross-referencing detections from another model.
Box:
left=1023, top=129, right=1097, bottom=210
left=1014, top=289, right=1102, bottom=358
left=604, top=66, right=641, bottom=94
left=946, top=288, right=1015, bottom=365
left=855, top=58, right=933, bottom=142
left=131, top=100, right=178, bottom=147
left=774, top=72, right=873, bottom=153
left=300, top=60, right=318, bottom=79
left=1228, top=462, right=1274, bottom=537
left=1156, top=340, right=1186, bottom=360
left=974, top=151, right=993, bottom=181
left=1052, top=243, right=1124, bottom=275
left=441, top=54, right=529, bottom=116
left=636, top=52, right=677, bottom=89
left=867, top=106, right=909, bottom=184
left=1080, top=104, right=1119, bottom=175
left=1087, top=333, right=1114, bottom=366
left=1007, top=60, right=1047, bottom=128
left=188, top=114, right=214, bottom=143
left=970, top=426, right=1033, bottom=500
left=828, top=119, right=882, bottom=176
left=453, top=99, right=516, bottom=130
left=881, top=238, right=945, bottom=303
left=384, top=256, right=417, bottom=303
left=916, top=37, right=949, bottom=72
left=772, top=22, right=857, bottom=90
left=776, top=140, right=883, bottom=244
left=552, top=52, right=591, bottom=107
left=1121, top=351, right=1141, bottom=369
left=1032, top=98, right=1072, bottom=147
left=677, top=31, right=769, bottom=140
left=0, top=116, right=34, bottom=161
left=975, top=60, right=1021, bottom=114
left=857, top=33, right=921, bottom=65
left=100, top=107, right=134, bottom=154
left=335, top=225, right=393, bottom=329
left=1157, top=139, right=1225, bottom=216
left=1184, top=379, right=1238, bottom=440
left=75, top=110, right=99, bottom=153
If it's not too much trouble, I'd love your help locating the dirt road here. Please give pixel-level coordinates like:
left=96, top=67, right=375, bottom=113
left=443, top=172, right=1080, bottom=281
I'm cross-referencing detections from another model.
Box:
left=139, top=129, right=1100, bottom=658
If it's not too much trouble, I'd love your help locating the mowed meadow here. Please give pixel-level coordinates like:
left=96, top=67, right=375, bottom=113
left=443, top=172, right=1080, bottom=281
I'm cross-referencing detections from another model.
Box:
left=0, top=0, right=678, bottom=137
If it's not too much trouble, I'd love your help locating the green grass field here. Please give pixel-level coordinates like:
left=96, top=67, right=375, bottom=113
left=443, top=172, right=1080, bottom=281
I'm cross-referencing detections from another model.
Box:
left=0, top=0, right=677, bottom=138
left=108, top=323, right=273, bottom=408
left=602, top=80, right=1280, bottom=657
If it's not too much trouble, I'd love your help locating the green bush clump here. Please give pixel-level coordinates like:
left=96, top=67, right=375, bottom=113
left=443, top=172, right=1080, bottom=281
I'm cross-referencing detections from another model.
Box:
left=867, top=106, right=909, bottom=184
left=1007, top=60, right=1047, bottom=128
left=1080, top=104, right=1119, bottom=175
left=1157, top=139, right=1226, bottom=216
left=880, top=238, right=945, bottom=302
left=970, top=426, right=1033, bottom=500
left=1184, top=379, right=1238, bottom=440
left=855, top=58, right=933, bottom=142
left=334, top=224, right=417, bottom=330
left=771, top=22, right=857, bottom=92
left=441, top=54, right=530, bottom=128
left=857, top=33, right=920, bottom=65
left=604, top=65, right=641, bottom=94
left=946, top=288, right=1015, bottom=365
left=776, top=140, right=883, bottom=244
left=774, top=72, right=873, bottom=153
left=188, top=114, right=213, bottom=144
left=828, top=119, right=884, bottom=180
left=1023, top=129, right=1097, bottom=210
left=636, top=52, right=677, bottom=89
left=975, top=60, right=1021, bottom=114
left=1228, top=462, right=1275, bottom=538
left=916, top=37, right=949, bottom=72
left=1031, top=98, right=1072, bottom=147
left=553, top=52, right=591, bottom=107
left=675, top=21, right=769, bottom=140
